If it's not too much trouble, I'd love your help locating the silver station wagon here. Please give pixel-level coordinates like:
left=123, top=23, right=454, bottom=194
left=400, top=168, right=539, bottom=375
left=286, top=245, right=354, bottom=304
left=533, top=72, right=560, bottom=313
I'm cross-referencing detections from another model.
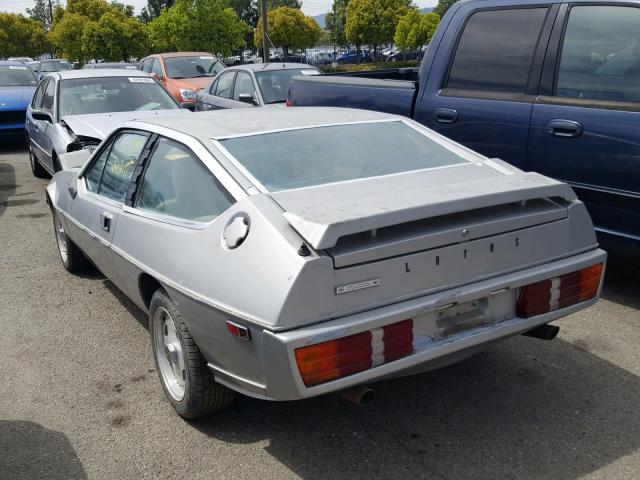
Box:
left=46, top=108, right=606, bottom=418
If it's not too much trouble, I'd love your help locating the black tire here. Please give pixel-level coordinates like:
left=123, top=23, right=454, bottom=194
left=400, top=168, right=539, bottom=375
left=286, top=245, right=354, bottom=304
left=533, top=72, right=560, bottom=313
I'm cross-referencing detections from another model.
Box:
left=28, top=140, right=48, bottom=178
left=149, top=289, right=236, bottom=419
left=52, top=208, right=90, bottom=273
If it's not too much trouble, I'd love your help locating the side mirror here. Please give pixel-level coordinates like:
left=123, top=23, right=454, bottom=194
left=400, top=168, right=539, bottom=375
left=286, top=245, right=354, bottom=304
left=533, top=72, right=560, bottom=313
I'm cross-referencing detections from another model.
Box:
left=32, top=109, right=52, bottom=123
left=150, top=72, right=162, bottom=81
left=238, top=93, right=257, bottom=106
left=180, top=102, right=196, bottom=111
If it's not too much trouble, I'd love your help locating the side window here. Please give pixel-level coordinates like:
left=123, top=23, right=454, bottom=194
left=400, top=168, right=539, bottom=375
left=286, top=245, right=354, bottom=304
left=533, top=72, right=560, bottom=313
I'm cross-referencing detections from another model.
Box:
left=41, top=79, right=55, bottom=111
left=136, top=138, right=234, bottom=222
left=99, top=133, right=148, bottom=202
left=84, top=141, right=112, bottom=193
left=233, top=72, right=256, bottom=101
left=446, top=8, right=548, bottom=93
left=214, top=72, right=235, bottom=99
left=31, top=80, right=47, bottom=108
left=209, top=78, right=218, bottom=95
left=151, top=59, right=164, bottom=79
left=556, top=6, right=640, bottom=103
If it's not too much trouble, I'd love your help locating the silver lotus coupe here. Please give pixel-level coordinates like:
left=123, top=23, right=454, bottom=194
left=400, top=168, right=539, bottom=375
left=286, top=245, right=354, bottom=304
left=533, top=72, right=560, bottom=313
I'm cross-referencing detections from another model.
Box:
left=46, top=108, right=606, bottom=418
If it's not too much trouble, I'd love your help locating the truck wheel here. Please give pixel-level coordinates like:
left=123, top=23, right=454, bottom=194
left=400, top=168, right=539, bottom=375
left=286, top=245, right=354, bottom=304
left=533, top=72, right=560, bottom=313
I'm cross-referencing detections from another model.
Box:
left=149, top=289, right=236, bottom=418
left=52, top=208, right=90, bottom=273
left=29, top=141, right=48, bottom=178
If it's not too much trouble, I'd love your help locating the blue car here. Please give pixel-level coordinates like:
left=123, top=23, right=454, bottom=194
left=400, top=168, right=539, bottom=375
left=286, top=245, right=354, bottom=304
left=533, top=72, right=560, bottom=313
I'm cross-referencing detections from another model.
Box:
left=0, top=61, right=38, bottom=138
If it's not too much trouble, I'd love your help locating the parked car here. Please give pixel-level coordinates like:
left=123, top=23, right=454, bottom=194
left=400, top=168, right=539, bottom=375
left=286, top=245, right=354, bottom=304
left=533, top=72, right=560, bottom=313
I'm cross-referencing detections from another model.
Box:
left=8, top=57, right=33, bottom=63
left=82, top=62, right=138, bottom=70
left=139, top=52, right=225, bottom=104
left=27, top=61, right=40, bottom=74
left=308, top=51, right=334, bottom=65
left=336, top=50, right=372, bottom=64
left=270, top=52, right=306, bottom=63
left=38, top=59, right=72, bottom=79
left=290, top=0, right=640, bottom=243
left=0, top=61, right=38, bottom=137
left=46, top=107, right=605, bottom=419
left=26, top=69, right=184, bottom=178
left=387, top=50, right=425, bottom=62
left=196, top=63, right=320, bottom=110
left=224, top=51, right=260, bottom=65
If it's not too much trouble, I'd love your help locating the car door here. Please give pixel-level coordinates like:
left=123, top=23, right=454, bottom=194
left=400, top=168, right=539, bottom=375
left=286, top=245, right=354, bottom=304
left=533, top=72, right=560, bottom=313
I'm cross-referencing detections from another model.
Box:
left=108, top=135, right=236, bottom=304
left=69, top=131, right=150, bottom=278
left=27, top=79, right=47, bottom=163
left=35, top=78, right=57, bottom=172
left=415, top=5, right=557, bottom=169
left=197, top=71, right=237, bottom=110
left=528, top=3, right=640, bottom=241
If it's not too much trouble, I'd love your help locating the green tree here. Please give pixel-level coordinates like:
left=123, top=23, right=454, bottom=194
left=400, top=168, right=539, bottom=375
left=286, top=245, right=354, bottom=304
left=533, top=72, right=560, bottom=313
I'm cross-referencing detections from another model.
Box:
left=139, top=0, right=175, bottom=23
left=65, top=0, right=116, bottom=21
left=394, top=10, right=439, bottom=52
left=326, top=0, right=348, bottom=47
left=346, top=0, right=412, bottom=59
left=433, top=0, right=459, bottom=17
left=0, top=13, right=48, bottom=58
left=26, top=0, right=59, bottom=30
left=82, top=11, right=148, bottom=61
left=266, top=0, right=301, bottom=10
left=254, top=7, right=321, bottom=61
left=48, top=12, right=88, bottom=61
left=147, top=0, right=248, bottom=56
left=229, top=0, right=259, bottom=57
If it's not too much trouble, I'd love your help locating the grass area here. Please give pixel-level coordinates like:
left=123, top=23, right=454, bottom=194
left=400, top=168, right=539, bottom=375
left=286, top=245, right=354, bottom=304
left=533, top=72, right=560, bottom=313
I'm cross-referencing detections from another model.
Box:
left=318, top=61, right=420, bottom=73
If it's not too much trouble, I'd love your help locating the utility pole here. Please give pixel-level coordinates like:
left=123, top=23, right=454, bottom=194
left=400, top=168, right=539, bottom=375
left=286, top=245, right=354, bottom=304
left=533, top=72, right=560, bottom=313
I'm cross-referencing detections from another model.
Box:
left=260, top=0, right=268, bottom=63
left=48, top=0, right=53, bottom=28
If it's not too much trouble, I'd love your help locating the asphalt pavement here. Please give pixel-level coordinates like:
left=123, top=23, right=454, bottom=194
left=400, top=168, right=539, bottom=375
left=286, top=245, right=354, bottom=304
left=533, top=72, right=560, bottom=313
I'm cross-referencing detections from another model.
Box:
left=1, top=139, right=639, bottom=479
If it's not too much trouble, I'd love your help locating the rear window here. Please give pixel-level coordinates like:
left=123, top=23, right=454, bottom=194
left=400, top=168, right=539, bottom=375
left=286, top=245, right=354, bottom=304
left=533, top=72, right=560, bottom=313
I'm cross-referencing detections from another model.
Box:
left=219, top=121, right=468, bottom=192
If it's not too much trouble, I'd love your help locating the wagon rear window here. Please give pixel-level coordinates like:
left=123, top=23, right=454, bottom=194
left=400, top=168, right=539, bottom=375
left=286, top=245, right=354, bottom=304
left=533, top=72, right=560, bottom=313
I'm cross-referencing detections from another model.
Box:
left=219, top=121, right=468, bottom=192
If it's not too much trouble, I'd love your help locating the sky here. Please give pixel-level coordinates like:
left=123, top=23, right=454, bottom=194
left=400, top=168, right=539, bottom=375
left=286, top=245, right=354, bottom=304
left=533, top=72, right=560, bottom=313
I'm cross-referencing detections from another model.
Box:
left=0, top=0, right=438, bottom=18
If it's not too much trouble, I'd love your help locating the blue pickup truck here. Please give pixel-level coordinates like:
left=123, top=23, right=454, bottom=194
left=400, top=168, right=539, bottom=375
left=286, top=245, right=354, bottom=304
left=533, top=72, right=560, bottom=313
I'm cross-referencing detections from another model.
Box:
left=290, top=0, right=640, bottom=242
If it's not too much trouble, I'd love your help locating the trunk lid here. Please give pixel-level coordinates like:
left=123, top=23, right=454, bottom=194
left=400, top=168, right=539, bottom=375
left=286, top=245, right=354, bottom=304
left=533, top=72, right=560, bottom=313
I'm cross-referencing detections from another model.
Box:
left=271, top=162, right=576, bottom=268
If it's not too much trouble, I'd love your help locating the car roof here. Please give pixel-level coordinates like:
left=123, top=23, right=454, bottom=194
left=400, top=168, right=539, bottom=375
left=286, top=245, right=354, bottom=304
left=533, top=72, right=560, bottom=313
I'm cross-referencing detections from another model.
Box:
left=228, top=63, right=318, bottom=72
left=41, top=58, right=70, bottom=63
left=0, top=60, right=32, bottom=67
left=48, top=69, right=151, bottom=80
left=148, top=52, right=216, bottom=59
left=128, top=107, right=400, bottom=141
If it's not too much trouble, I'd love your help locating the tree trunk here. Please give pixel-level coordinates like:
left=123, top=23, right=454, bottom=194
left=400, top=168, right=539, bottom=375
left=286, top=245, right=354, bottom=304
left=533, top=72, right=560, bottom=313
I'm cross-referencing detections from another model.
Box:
left=356, top=44, right=360, bottom=64
left=283, top=46, right=289, bottom=62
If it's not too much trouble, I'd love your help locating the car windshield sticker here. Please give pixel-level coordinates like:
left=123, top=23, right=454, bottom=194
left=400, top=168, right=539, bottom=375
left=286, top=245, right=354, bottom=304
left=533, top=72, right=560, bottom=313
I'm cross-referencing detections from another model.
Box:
left=300, top=70, right=320, bottom=75
left=9, top=66, right=28, bottom=70
left=129, top=77, right=155, bottom=83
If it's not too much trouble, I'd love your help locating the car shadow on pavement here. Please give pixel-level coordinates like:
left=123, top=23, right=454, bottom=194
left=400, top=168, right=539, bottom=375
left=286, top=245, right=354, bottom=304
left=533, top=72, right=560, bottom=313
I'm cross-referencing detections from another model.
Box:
left=598, top=237, right=640, bottom=310
left=192, top=337, right=639, bottom=479
left=0, top=420, right=87, bottom=480
left=0, top=162, right=16, bottom=219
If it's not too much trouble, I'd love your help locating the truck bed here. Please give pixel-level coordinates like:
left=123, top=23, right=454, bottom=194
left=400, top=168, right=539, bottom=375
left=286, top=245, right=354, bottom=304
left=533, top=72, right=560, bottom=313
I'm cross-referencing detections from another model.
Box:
left=289, top=75, right=417, bottom=117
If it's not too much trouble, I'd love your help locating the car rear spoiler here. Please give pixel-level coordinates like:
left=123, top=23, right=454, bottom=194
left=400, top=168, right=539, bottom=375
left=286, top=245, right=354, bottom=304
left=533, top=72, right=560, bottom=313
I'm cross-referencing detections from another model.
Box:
left=273, top=170, right=577, bottom=251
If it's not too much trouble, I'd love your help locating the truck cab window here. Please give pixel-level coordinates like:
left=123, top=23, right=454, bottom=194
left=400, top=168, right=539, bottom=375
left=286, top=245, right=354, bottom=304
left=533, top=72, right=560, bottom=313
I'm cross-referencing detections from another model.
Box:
left=446, top=8, right=547, bottom=93
left=556, top=6, right=640, bottom=103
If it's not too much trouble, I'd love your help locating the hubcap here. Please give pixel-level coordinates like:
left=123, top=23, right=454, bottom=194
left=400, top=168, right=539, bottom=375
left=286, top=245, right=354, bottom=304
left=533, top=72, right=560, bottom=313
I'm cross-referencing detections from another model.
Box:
left=53, top=213, right=68, bottom=264
left=153, top=307, right=186, bottom=401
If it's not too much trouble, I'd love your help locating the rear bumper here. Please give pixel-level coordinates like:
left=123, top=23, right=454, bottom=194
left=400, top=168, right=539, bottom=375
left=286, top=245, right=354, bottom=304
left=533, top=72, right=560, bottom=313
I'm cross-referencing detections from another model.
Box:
left=0, top=123, right=26, bottom=135
left=208, top=248, right=606, bottom=400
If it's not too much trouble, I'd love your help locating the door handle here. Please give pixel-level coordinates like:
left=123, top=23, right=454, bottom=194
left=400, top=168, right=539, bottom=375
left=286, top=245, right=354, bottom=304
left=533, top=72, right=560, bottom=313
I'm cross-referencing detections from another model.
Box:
left=547, top=119, right=583, bottom=138
left=100, top=212, right=113, bottom=232
left=434, top=108, right=458, bottom=124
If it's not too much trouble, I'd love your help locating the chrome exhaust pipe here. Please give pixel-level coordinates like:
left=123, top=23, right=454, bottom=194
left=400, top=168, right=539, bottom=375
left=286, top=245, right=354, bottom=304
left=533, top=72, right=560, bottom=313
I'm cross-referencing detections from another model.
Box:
left=523, top=324, right=560, bottom=341
left=337, top=385, right=376, bottom=406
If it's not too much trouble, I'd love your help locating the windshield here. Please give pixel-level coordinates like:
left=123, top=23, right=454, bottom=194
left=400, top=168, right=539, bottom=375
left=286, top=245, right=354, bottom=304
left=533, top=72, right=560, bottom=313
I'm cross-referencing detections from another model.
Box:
left=255, top=68, right=320, bottom=104
left=59, top=76, right=179, bottom=116
left=220, top=121, right=468, bottom=191
left=0, top=65, right=37, bottom=87
left=41, top=60, right=72, bottom=72
left=164, top=56, right=224, bottom=79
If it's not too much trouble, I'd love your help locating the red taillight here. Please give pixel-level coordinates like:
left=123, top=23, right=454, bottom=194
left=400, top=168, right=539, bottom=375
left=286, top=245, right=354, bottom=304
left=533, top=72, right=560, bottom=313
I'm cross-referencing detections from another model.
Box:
left=285, top=98, right=293, bottom=107
left=295, top=319, right=414, bottom=387
left=517, top=264, right=603, bottom=318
